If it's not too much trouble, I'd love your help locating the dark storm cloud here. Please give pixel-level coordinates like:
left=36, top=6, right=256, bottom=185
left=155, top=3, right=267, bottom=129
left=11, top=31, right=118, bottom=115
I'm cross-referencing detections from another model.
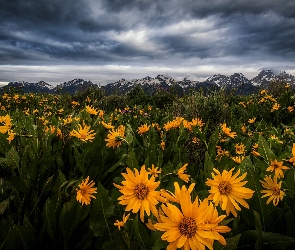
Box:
left=0, top=0, right=294, bottom=84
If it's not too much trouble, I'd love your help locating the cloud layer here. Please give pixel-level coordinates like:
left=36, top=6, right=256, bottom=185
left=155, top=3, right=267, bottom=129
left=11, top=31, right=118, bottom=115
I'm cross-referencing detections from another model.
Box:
left=0, top=0, right=294, bottom=84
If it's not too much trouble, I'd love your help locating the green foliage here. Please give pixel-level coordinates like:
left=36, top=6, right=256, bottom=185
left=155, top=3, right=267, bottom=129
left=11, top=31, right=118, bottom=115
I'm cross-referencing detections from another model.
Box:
left=1, top=86, right=295, bottom=249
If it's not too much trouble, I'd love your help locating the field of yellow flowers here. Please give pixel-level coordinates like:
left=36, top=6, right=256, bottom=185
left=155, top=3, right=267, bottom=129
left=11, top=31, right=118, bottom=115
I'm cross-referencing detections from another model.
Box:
left=1, top=85, right=295, bottom=249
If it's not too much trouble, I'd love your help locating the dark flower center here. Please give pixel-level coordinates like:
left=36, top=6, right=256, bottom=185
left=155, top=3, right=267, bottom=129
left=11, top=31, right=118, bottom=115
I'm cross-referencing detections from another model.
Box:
left=179, top=216, right=197, bottom=238
left=272, top=187, right=281, bottom=196
left=134, top=183, right=149, bottom=200
left=218, top=181, right=232, bottom=195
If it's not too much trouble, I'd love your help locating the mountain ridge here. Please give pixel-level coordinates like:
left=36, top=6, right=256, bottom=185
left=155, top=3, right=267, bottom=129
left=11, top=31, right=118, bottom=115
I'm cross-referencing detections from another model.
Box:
left=1, top=70, right=294, bottom=95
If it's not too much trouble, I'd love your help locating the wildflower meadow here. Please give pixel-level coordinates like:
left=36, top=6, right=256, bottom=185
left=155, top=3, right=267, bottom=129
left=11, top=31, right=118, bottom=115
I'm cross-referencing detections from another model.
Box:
left=1, top=82, right=295, bottom=249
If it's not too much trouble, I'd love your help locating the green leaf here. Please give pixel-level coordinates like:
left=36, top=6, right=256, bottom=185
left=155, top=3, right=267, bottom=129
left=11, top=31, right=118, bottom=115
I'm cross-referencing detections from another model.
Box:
left=3, top=224, right=36, bottom=250
left=107, top=154, right=128, bottom=173
left=151, top=231, right=168, bottom=250
left=285, top=209, right=295, bottom=237
left=74, top=147, right=85, bottom=174
left=70, top=221, right=94, bottom=250
left=59, top=196, right=91, bottom=245
left=0, top=147, right=20, bottom=171
left=253, top=210, right=262, bottom=250
left=125, top=125, right=134, bottom=145
left=214, top=234, right=241, bottom=250
left=8, top=176, right=29, bottom=194
left=207, top=128, right=219, bottom=160
left=103, top=240, right=120, bottom=249
left=133, top=214, right=152, bottom=250
left=239, top=230, right=295, bottom=250
left=42, top=171, right=65, bottom=240
left=89, top=183, right=115, bottom=239
left=239, top=156, right=276, bottom=230
left=285, top=168, right=295, bottom=194
left=204, top=151, right=214, bottom=178
left=260, top=232, right=295, bottom=250
left=258, top=135, right=276, bottom=163
left=0, top=199, right=9, bottom=215
left=126, top=149, right=139, bottom=170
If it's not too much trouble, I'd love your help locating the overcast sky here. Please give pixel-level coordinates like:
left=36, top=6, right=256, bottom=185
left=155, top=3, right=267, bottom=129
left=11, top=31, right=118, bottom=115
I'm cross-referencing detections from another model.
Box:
left=0, top=0, right=295, bottom=85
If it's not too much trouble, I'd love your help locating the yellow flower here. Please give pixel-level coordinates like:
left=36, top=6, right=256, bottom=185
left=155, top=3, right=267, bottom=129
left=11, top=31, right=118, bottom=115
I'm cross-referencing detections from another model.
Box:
left=147, top=164, right=162, bottom=177
left=190, top=118, right=205, bottom=129
left=284, top=128, right=294, bottom=134
left=287, top=106, right=294, bottom=112
left=146, top=219, right=156, bottom=231
left=271, top=103, right=280, bottom=112
left=76, top=176, right=97, bottom=205
left=182, top=119, right=191, bottom=130
left=288, top=143, right=295, bottom=166
left=201, top=198, right=231, bottom=246
left=85, top=105, right=98, bottom=115
left=98, top=110, right=104, bottom=118
left=239, top=102, right=246, bottom=108
left=235, top=143, right=246, bottom=155
left=266, top=159, right=289, bottom=179
left=163, top=121, right=174, bottom=131
left=160, top=140, right=165, bottom=150
left=241, top=125, right=246, bottom=133
left=114, top=165, right=165, bottom=222
left=177, top=163, right=190, bottom=183
left=101, top=121, right=114, bottom=130
left=270, top=135, right=283, bottom=144
left=216, top=146, right=230, bottom=161
left=231, top=155, right=245, bottom=163
left=0, top=114, right=12, bottom=134
left=220, top=123, right=237, bottom=138
left=206, top=168, right=255, bottom=217
left=154, top=182, right=230, bottom=250
left=260, top=89, right=267, bottom=95
left=57, top=108, right=64, bottom=114
left=70, top=122, right=96, bottom=142
left=137, top=124, right=150, bottom=135
left=160, top=182, right=195, bottom=204
left=105, top=125, right=126, bottom=148
left=260, top=175, right=284, bottom=206
left=252, top=150, right=261, bottom=157
left=71, top=101, right=80, bottom=107
left=251, top=143, right=260, bottom=156
left=248, top=117, right=256, bottom=124
left=114, top=213, right=130, bottom=230
left=45, top=125, right=62, bottom=138
left=163, top=117, right=185, bottom=131
left=192, top=137, right=199, bottom=144
left=152, top=122, right=161, bottom=131
left=63, top=117, right=73, bottom=125
left=7, top=130, right=16, bottom=144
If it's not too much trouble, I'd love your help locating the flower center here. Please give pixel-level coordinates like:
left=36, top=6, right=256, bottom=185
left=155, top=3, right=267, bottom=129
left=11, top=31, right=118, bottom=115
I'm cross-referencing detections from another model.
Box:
left=218, top=181, right=232, bottom=195
left=179, top=216, right=197, bottom=238
left=80, top=133, right=87, bottom=140
left=134, top=183, right=149, bottom=200
left=80, top=188, right=87, bottom=195
left=272, top=187, right=280, bottom=196
left=273, top=164, right=279, bottom=169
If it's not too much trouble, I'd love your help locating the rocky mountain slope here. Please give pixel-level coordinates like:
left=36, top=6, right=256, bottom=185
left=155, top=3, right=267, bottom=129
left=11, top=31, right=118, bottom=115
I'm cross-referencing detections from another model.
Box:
left=1, top=70, right=294, bottom=96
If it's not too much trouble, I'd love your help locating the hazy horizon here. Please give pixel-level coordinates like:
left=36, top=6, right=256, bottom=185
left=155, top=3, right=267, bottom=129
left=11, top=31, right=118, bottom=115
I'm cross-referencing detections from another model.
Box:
left=0, top=67, right=294, bottom=87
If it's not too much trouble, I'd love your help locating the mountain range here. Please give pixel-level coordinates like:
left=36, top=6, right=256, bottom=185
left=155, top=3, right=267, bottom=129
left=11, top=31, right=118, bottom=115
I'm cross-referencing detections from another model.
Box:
left=1, top=69, right=294, bottom=96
